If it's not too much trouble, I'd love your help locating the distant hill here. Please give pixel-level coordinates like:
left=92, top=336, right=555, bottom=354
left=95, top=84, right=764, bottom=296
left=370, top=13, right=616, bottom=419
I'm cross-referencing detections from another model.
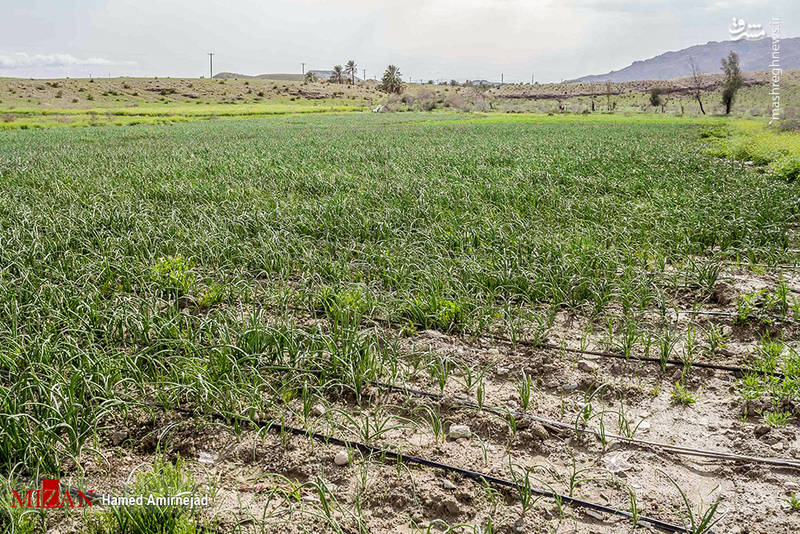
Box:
left=570, top=37, right=799, bottom=82
left=213, top=71, right=362, bottom=82
left=213, top=72, right=304, bottom=81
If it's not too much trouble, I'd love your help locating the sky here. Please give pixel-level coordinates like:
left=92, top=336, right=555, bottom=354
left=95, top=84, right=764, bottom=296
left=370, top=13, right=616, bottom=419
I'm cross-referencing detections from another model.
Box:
left=0, top=0, right=797, bottom=83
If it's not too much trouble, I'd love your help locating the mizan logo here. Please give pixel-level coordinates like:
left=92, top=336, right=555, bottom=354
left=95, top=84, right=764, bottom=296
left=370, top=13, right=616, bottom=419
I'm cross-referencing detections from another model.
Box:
left=11, top=479, right=94, bottom=509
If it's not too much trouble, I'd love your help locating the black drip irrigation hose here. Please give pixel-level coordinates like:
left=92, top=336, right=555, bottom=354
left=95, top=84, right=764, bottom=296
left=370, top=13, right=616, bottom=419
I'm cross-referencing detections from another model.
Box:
left=280, top=303, right=793, bottom=378
left=670, top=309, right=797, bottom=323
left=374, top=382, right=800, bottom=470
left=353, top=310, right=789, bottom=378
left=720, top=260, right=800, bottom=270
left=472, top=334, right=787, bottom=379
left=145, top=401, right=691, bottom=534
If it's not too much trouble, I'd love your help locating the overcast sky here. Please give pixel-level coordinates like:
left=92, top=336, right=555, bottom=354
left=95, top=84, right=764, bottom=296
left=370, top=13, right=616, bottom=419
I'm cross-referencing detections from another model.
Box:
left=0, top=0, right=797, bottom=82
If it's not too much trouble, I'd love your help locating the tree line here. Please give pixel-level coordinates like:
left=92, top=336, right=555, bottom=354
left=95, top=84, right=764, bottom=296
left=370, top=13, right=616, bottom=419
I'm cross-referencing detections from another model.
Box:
left=650, top=51, right=743, bottom=114
left=304, top=60, right=403, bottom=94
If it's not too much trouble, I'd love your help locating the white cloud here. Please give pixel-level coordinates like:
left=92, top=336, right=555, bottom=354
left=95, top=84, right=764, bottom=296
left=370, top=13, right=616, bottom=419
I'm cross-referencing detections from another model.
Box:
left=0, top=52, right=132, bottom=69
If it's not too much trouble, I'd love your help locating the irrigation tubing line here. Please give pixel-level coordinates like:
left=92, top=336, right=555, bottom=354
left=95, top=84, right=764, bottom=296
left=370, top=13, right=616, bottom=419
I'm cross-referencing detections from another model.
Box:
left=374, top=382, right=800, bottom=470
left=467, top=334, right=787, bottom=379
left=577, top=305, right=798, bottom=324
left=669, top=309, right=797, bottom=323
left=534, top=341, right=786, bottom=379
left=143, top=401, right=690, bottom=534
left=298, top=305, right=791, bottom=382
left=278, top=301, right=797, bottom=377
left=307, top=307, right=790, bottom=378
left=195, top=363, right=796, bottom=469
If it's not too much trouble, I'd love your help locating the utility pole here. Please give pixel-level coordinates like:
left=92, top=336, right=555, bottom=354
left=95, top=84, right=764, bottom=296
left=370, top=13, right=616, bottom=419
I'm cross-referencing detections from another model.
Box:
left=301, top=62, right=305, bottom=74
left=362, top=68, right=366, bottom=81
left=531, top=73, right=534, bottom=84
left=501, top=73, right=504, bottom=84
left=208, top=53, right=214, bottom=79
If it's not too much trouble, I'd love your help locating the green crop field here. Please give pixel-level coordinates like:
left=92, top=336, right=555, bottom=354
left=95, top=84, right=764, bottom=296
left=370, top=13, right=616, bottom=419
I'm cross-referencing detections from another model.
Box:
left=1, top=112, right=799, bottom=533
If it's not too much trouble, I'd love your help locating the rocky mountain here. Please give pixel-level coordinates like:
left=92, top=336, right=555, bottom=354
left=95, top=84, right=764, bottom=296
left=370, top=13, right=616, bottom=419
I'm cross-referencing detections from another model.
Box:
left=570, top=37, right=798, bottom=83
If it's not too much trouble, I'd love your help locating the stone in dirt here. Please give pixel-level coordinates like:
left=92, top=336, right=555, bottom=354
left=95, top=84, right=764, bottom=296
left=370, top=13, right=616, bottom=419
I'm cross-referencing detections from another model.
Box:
left=448, top=424, right=471, bottom=439
left=312, top=404, right=326, bottom=416
left=197, top=451, right=215, bottom=464
left=603, top=453, right=632, bottom=473
left=520, top=420, right=549, bottom=440
left=754, top=424, right=771, bottom=437
left=584, top=509, right=604, bottom=520
left=578, top=359, right=599, bottom=373
left=334, top=450, right=349, bottom=466
left=441, top=479, right=457, bottom=490
left=443, top=498, right=461, bottom=515
left=422, top=329, right=446, bottom=339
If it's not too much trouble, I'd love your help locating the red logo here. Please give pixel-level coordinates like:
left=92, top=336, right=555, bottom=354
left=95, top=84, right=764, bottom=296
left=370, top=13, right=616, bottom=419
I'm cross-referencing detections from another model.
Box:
left=11, top=479, right=93, bottom=508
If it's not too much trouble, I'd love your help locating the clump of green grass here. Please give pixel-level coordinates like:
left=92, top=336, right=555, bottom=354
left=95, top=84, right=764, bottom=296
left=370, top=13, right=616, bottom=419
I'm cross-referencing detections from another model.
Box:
left=401, top=296, right=468, bottom=332
left=702, top=120, right=800, bottom=180
left=764, top=410, right=793, bottom=427
left=736, top=284, right=794, bottom=323
left=151, top=255, right=195, bottom=296
left=89, top=455, right=204, bottom=534
left=315, top=286, right=370, bottom=323
left=739, top=339, right=800, bottom=403
left=197, top=282, right=225, bottom=308
left=671, top=382, right=697, bottom=406
left=0, top=478, right=37, bottom=534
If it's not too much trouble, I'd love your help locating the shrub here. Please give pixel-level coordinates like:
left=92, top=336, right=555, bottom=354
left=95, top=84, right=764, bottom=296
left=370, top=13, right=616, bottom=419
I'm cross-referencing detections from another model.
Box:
left=402, top=296, right=468, bottom=332
left=772, top=155, right=800, bottom=181
left=315, top=286, right=370, bottom=323
left=151, top=255, right=195, bottom=296
left=649, top=88, right=662, bottom=108
left=776, top=118, right=800, bottom=133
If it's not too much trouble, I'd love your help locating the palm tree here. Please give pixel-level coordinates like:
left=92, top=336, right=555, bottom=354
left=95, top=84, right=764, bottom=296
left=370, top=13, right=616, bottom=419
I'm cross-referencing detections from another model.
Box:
left=344, top=60, right=357, bottom=84
left=304, top=71, right=317, bottom=83
left=379, top=65, right=403, bottom=94
left=330, top=65, right=345, bottom=84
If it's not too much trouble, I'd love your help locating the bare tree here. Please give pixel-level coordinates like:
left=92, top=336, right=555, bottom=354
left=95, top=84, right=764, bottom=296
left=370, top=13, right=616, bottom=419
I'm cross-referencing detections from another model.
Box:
left=605, top=81, right=614, bottom=111
left=688, top=57, right=706, bottom=115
